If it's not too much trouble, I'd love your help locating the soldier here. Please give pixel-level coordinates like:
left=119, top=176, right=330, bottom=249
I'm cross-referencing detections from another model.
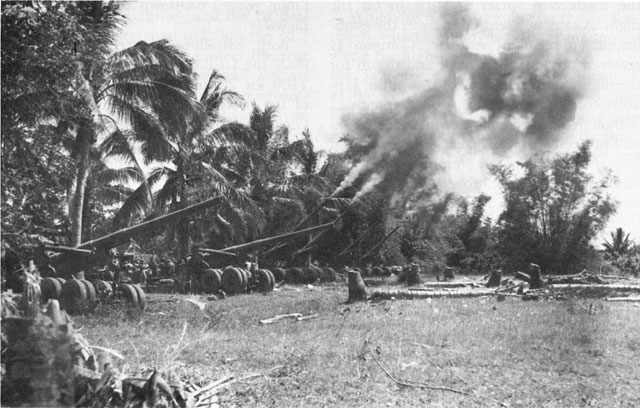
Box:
left=159, top=257, right=168, bottom=278
left=245, top=252, right=258, bottom=272
left=112, top=260, right=122, bottom=292
left=2, top=247, right=24, bottom=293
left=148, top=257, right=158, bottom=277
left=166, top=258, right=176, bottom=278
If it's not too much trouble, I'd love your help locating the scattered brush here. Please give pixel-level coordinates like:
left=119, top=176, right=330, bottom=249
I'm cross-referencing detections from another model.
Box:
left=0, top=284, right=255, bottom=408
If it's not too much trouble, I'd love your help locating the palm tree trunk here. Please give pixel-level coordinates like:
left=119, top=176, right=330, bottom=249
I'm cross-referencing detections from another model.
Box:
left=178, top=220, right=190, bottom=260
left=69, top=123, right=94, bottom=246
left=81, top=181, right=93, bottom=243
left=176, top=172, right=191, bottom=259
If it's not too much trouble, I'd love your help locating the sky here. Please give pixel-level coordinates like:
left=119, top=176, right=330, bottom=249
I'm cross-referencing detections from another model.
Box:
left=115, top=1, right=640, bottom=241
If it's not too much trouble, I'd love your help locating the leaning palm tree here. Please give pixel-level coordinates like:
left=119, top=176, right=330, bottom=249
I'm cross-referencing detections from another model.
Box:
left=603, top=228, right=632, bottom=259
left=66, top=35, right=203, bottom=246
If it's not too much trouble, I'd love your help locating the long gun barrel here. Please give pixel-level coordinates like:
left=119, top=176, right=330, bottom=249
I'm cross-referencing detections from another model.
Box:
left=196, top=248, right=239, bottom=257
left=218, top=221, right=337, bottom=253
left=264, top=195, right=348, bottom=254
left=76, top=196, right=222, bottom=250
left=43, top=245, right=93, bottom=256
left=336, top=219, right=383, bottom=257
left=359, top=226, right=400, bottom=261
left=293, top=214, right=345, bottom=256
left=290, top=197, right=333, bottom=232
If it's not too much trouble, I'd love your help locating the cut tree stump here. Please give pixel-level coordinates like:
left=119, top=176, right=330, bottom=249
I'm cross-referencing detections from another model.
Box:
left=443, top=267, right=455, bottom=281
left=348, top=270, right=368, bottom=302
left=486, top=270, right=502, bottom=288
left=406, top=264, right=422, bottom=286
left=528, top=264, right=543, bottom=289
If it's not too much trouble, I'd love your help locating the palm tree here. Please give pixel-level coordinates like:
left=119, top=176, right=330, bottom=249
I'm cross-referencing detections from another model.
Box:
left=603, top=228, right=632, bottom=259
left=65, top=22, right=203, bottom=245
left=79, top=131, right=148, bottom=240
left=242, top=122, right=345, bottom=262
left=121, top=70, right=263, bottom=258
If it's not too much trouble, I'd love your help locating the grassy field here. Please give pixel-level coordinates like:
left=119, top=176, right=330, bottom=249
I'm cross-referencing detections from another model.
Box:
left=75, top=281, right=640, bottom=407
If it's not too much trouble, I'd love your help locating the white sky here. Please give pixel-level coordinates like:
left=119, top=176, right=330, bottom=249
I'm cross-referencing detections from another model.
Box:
left=116, top=1, right=640, bottom=241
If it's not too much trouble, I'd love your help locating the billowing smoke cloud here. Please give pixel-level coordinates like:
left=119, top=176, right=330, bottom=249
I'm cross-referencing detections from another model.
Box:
left=339, top=3, right=589, bottom=206
left=352, top=172, right=384, bottom=202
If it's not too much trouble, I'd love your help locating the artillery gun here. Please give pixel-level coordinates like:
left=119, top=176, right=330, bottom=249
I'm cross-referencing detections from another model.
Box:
left=36, top=196, right=342, bottom=310
left=195, top=220, right=340, bottom=295
left=35, top=197, right=223, bottom=314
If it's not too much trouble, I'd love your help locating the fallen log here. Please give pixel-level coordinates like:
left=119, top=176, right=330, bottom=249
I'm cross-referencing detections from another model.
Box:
left=546, top=272, right=609, bottom=285
left=548, top=283, right=640, bottom=292
left=547, top=270, right=588, bottom=280
left=599, top=275, right=635, bottom=281
left=548, top=283, right=640, bottom=298
left=371, top=288, right=497, bottom=300
left=409, top=282, right=472, bottom=289
left=605, top=296, right=640, bottom=302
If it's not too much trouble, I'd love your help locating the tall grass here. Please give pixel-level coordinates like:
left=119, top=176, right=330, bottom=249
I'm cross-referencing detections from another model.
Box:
left=74, top=287, right=640, bottom=407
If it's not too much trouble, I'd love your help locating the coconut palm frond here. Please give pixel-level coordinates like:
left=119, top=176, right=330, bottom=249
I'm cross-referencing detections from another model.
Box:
left=289, top=174, right=330, bottom=192
left=146, top=165, right=174, bottom=189
left=107, top=65, right=194, bottom=94
left=97, top=167, right=145, bottom=186
left=198, top=122, right=255, bottom=151
left=108, top=40, right=194, bottom=78
left=111, top=181, right=154, bottom=229
left=110, top=80, right=199, bottom=118
left=250, top=104, right=278, bottom=151
left=287, top=130, right=319, bottom=176
left=200, top=69, right=225, bottom=102
left=104, top=74, right=204, bottom=145
left=217, top=201, right=248, bottom=243
left=97, top=185, right=135, bottom=205
left=99, top=129, right=143, bottom=166
left=200, top=69, right=245, bottom=117
left=268, top=179, right=302, bottom=196
left=603, top=227, right=632, bottom=258
left=103, top=94, right=175, bottom=163
left=153, top=171, right=181, bottom=210
left=148, top=78, right=206, bottom=138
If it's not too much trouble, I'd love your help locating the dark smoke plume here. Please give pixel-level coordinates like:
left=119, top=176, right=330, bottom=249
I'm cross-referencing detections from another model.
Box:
left=339, top=3, right=589, bottom=205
